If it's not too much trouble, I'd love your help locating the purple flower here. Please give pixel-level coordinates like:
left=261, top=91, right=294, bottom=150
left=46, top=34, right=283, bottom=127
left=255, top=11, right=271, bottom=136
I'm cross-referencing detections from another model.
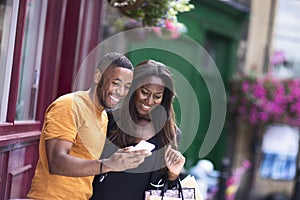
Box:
left=270, top=50, right=286, bottom=66
left=229, top=74, right=300, bottom=127
left=242, top=81, right=250, bottom=92
left=253, top=83, right=266, bottom=99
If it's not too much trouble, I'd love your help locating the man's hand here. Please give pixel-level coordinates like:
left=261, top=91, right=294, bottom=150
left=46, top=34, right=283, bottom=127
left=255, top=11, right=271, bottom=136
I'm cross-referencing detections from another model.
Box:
left=102, top=148, right=151, bottom=172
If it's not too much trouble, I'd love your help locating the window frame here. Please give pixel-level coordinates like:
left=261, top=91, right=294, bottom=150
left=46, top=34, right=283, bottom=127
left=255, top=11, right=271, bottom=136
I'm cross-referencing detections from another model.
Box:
left=0, top=0, right=20, bottom=123
left=0, top=0, right=48, bottom=134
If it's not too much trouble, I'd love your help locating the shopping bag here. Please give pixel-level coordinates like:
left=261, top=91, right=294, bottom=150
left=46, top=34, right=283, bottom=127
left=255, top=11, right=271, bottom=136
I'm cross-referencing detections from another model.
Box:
left=180, top=175, right=203, bottom=200
left=145, top=188, right=195, bottom=200
left=145, top=176, right=195, bottom=200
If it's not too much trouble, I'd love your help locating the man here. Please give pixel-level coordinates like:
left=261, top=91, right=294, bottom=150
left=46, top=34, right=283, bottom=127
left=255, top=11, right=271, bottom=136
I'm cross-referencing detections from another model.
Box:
left=27, top=52, right=151, bottom=199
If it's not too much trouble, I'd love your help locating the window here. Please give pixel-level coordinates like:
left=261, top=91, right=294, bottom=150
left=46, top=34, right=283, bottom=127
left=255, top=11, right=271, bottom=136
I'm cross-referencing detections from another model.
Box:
left=15, top=0, right=46, bottom=121
left=0, top=0, right=18, bottom=122
left=0, top=0, right=47, bottom=123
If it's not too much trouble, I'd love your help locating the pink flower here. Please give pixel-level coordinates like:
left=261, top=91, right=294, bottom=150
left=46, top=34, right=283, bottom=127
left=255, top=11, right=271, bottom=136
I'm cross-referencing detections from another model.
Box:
left=270, top=50, right=286, bottom=66
left=242, top=82, right=250, bottom=91
left=165, top=19, right=177, bottom=30
left=253, top=84, right=266, bottom=99
left=151, top=27, right=162, bottom=37
left=151, top=20, right=181, bottom=40
left=229, top=74, right=300, bottom=127
left=165, top=19, right=180, bottom=39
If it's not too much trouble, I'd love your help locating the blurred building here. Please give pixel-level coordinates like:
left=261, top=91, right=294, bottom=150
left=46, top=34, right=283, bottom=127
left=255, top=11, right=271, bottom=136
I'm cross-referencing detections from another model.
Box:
left=0, top=0, right=291, bottom=199
left=232, top=0, right=300, bottom=199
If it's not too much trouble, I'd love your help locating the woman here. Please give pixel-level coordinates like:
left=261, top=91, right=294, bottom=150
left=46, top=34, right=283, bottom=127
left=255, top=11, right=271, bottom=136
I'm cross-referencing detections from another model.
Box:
left=91, top=60, right=185, bottom=200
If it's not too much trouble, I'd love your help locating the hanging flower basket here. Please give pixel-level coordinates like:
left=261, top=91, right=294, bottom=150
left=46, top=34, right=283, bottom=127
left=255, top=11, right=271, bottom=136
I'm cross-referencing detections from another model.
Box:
left=229, top=73, right=300, bottom=127
left=107, top=0, right=145, bottom=10
left=108, top=0, right=194, bottom=29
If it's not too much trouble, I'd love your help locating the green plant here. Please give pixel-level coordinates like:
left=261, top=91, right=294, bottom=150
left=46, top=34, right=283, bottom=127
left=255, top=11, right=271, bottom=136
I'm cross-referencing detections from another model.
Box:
left=109, top=0, right=194, bottom=31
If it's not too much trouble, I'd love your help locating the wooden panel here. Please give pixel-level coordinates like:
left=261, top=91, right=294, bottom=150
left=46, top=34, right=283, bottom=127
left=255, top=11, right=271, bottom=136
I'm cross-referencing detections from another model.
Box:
left=0, top=153, right=9, bottom=200
left=23, top=140, right=39, bottom=195
left=0, top=132, right=40, bottom=199
left=36, top=0, right=68, bottom=123
left=6, top=165, right=32, bottom=199
left=0, top=131, right=40, bottom=150
left=73, top=0, right=104, bottom=91
left=0, top=122, right=40, bottom=135
left=56, top=0, right=81, bottom=97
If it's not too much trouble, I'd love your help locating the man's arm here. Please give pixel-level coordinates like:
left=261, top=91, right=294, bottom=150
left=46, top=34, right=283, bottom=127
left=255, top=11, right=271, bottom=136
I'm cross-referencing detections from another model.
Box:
left=46, top=139, right=101, bottom=176
left=46, top=139, right=151, bottom=177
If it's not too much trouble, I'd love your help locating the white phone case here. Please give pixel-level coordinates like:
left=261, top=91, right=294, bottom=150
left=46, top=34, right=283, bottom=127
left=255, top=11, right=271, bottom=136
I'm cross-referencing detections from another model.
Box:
left=133, top=140, right=155, bottom=151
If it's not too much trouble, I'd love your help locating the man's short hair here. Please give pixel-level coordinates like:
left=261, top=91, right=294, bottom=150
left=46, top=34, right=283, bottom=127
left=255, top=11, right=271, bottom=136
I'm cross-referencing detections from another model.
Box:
left=97, top=52, right=133, bottom=72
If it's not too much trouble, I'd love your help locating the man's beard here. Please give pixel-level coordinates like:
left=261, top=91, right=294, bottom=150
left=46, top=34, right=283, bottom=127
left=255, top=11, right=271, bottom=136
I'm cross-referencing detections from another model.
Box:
left=96, top=81, right=110, bottom=109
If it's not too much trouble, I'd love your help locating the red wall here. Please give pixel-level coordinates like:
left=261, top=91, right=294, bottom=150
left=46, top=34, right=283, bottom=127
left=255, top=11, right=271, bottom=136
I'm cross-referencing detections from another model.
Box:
left=0, top=0, right=104, bottom=199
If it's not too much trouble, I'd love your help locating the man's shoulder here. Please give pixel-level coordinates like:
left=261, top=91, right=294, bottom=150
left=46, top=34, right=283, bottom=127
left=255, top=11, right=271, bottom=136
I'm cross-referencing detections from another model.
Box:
left=53, top=91, right=88, bottom=104
left=57, top=91, right=87, bottom=100
left=46, top=91, right=88, bottom=112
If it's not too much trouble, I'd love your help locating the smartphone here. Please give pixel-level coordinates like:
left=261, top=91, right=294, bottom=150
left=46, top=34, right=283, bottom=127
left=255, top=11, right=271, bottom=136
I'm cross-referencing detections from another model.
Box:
left=132, top=140, right=155, bottom=152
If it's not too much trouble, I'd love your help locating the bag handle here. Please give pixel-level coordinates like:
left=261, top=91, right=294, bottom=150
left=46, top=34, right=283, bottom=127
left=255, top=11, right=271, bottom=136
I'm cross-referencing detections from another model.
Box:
left=160, top=174, right=184, bottom=200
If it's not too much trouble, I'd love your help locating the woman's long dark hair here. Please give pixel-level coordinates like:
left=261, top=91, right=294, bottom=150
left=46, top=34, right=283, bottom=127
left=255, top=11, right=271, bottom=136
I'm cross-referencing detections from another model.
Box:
left=108, top=60, right=178, bottom=150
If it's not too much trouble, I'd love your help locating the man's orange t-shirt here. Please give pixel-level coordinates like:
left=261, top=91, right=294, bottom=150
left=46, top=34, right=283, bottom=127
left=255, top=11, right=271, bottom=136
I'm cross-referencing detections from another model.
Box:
left=27, top=91, right=107, bottom=199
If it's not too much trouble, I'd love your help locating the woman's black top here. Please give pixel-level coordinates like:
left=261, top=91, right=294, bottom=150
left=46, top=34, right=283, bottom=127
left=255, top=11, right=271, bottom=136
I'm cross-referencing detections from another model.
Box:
left=91, top=111, right=181, bottom=200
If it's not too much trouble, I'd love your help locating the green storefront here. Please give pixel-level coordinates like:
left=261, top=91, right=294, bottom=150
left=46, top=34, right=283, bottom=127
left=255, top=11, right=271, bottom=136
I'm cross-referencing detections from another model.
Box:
left=128, top=0, right=249, bottom=170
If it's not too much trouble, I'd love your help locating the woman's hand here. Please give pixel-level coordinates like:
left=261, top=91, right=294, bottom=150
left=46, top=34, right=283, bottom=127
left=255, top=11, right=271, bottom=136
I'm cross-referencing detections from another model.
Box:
left=165, top=146, right=185, bottom=181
